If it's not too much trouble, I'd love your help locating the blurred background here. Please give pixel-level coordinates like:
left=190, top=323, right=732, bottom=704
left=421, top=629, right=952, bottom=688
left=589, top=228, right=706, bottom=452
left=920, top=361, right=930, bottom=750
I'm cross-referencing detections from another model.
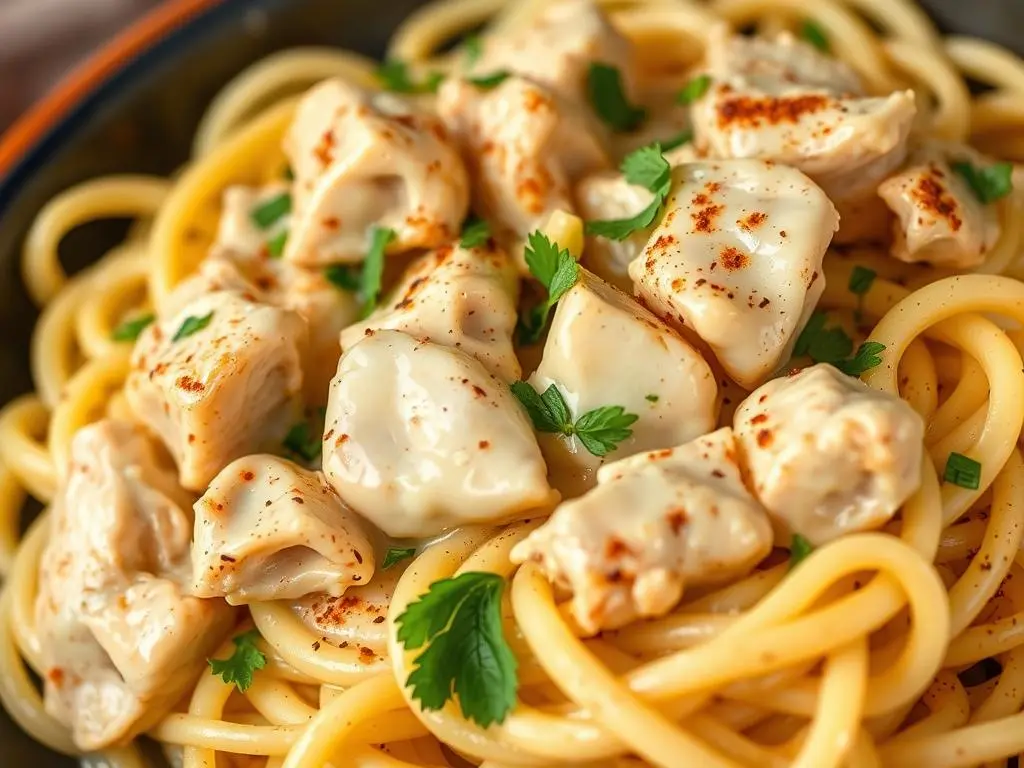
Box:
left=0, top=0, right=163, bottom=132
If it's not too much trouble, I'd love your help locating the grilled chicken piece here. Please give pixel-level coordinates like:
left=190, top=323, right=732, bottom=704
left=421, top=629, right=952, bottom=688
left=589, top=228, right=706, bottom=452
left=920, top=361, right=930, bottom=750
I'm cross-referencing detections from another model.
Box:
left=192, top=454, right=374, bottom=604
left=437, top=75, right=608, bottom=244
left=629, top=159, right=838, bottom=389
left=691, top=27, right=916, bottom=201
left=284, top=78, right=469, bottom=265
left=127, top=289, right=307, bottom=491
left=341, top=240, right=521, bottom=381
left=512, top=427, right=772, bottom=633
left=734, top=364, right=924, bottom=546
left=322, top=330, right=558, bottom=537
left=529, top=269, right=717, bottom=497
left=878, top=142, right=1002, bottom=269
left=35, top=421, right=234, bottom=750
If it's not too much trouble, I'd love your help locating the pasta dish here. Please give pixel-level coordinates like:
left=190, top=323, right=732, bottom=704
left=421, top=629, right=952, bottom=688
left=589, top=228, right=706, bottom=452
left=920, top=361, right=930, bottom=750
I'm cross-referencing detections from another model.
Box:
left=5, top=0, right=1024, bottom=766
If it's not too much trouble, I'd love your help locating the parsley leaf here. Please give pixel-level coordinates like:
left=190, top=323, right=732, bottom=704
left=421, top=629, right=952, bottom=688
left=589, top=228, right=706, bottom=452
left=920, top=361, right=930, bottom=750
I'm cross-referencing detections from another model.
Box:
left=377, top=59, right=445, bottom=94
left=208, top=630, right=266, bottom=692
left=468, top=70, right=511, bottom=90
left=358, top=226, right=398, bottom=320
left=172, top=312, right=214, bottom=342
left=677, top=74, right=712, bottom=105
left=460, top=216, right=491, bottom=248
left=383, top=546, right=417, bottom=569
left=283, top=421, right=321, bottom=463
left=952, top=161, right=1013, bottom=204
left=250, top=192, right=291, bottom=230
left=517, top=232, right=579, bottom=343
left=944, top=452, right=981, bottom=490
left=661, top=128, right=693, bottom=152
left=324, top=264, right=362, bottom=292
left=793, top=312, right=853, bottom=364
left=510, top=380, right=637, bottom=457
left=587, top=62, right=647, bottom=132
left=789, top=534, right=813, bottom=569
left=800, top=20, right=830, bottom=53
left=396, top=572, right=517, bottom=727
left=836, top=342, right=886, bottom=377
left=585, top=143, right=673, bottom=241
left=848, top=265, right=875, bottom=323
left=462, top=34, right=483, bottom=67
left=112, top=313, right=155, bottom=342
left=266, top=230, right=288, bottom=258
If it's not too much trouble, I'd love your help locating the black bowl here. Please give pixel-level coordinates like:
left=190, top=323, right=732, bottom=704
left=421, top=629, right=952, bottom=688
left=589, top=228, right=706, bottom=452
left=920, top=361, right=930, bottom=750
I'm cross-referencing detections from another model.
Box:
left=0, top=0, right=1020, bottom=763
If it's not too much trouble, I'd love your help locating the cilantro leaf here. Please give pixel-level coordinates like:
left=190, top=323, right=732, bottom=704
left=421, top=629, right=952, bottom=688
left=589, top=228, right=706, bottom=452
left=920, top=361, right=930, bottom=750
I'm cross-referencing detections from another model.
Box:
left=574, top=406, right=639, bottom=457
left=836, top=341, right=886, bottom=377
left=460, top=216, right=491, bottom=248
left=661, top=128, right=693, bottom=152
left=677, top=74, right=712, bottom=105
left=396, top=572, right=517, bottom=727
left=800, top=20, right=830, bottom=53
left=112, top=313, right=155, bottom=342
left=283, top=421, right=321, bottom=463
left=324, top=264, right=362, bottom=292
left=585, top=143, right=672, bottom=241
left=587, top=62, right=647, bottom=132
left=944, top=452, right=981, bottom=490
left=468, top=71, right=511, bottom=90
left=383, top=546, right=417, bottom=569
left=266, top=230, right=288, bottom=258
left=462, top=34, right=483, bottom=67
left=172, top=312, right=214, bottom=342
left=517, top=232, right=579, bottom=343
left=358, top=226, right=398, bottom=320
left=789, top=534, right=813, bottom=569
left=377, top=60, right=445, bottom=94
left=952, top=161, right=1013, bottom=204
left=208, top=630, right=266, bottom=692
left=250, top=192, right=291, bottom=230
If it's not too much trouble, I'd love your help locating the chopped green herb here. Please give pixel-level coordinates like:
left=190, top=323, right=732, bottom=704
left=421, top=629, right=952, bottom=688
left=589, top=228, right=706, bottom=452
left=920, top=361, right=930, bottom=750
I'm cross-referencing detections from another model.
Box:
left=789, top=534, right=813, bottom=569
left=460, top=216, right=492, bottom=248
left=510, top=381, right=638, bottom=457
left=283, top=421, right=321, bottom=463
left=283, top=165, right=294, bottom=181
left=172, top=312, right=214, bottom=342
left=944, top=452, right=981, bottom=490
left=836, top=342, right=886, bottom=377
left=645, top=394, right=659, bottom=403
left=952, top=161, right=1013, bottom=204
left=586, top=143, right=672, bottom=241
left=383, top=546, right=417, bottom=569
left=111, top=313, right=155, bottom=342
left=250, top=192, right=291, bottom=230
left=677, top=74, right=712, bottom=105
left=468, top=70, right=511, bottom=90
left=358, top=226, right=398, bottom=320
left=324, top=264, right=362, bottom=292
left=800, top=20, right=830, bottom=53
left=517, top=232, right=579, bottom=344
left=587, top=62, right=647, bottom=132
left=377, top=59, right=445, bottom=94
left=660, top=128, right=693, bottom=152
left=208, top=630, right=266, bottom=692
left=848, top=265, right=876, bottom=324
left=794, top=313, right=886, bottom=376
left=462, top=34, right=483, bottom=67
left=266, top=230, right=289, bottom=259
left=395, top=572, right=517, bottom=727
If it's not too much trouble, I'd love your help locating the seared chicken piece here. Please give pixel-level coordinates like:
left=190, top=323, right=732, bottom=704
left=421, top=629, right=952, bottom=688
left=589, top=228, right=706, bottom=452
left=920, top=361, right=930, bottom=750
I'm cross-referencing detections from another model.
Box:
left=512, top=427, right=772, bottom=633
left=35, top=421, right=234, bottom=750
left=127, top=290, right=307, bottom=491
left=529, top=269, right=718, bottom=496
left=469, top=0, right=635, bottom=108
left=341, top=240, right=521, bottom=381
left=437, top=75, right=608, bottom=243
left=192, top=454, right=374, bottom=604
left=734, top=364, right=924, bottom=546
left=284, top=78, right=469, bottom=265
left=629, top=159, right=838, bottom=389
left=878, top=143, right=1002, bottom=269
left=691, top=27, right=916, bottom=201
left=322, top=330, right=559, bottom=537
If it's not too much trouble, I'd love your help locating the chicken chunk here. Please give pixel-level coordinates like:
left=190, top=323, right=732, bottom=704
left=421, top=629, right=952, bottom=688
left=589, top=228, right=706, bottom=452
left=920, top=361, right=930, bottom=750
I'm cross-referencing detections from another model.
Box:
left=341, top=240, right=521, bottom=381
left=437, top=75, right=607, bottom=243
left=878, top=143, right=1002, bottom=269
left=691, top=27, right=916, bottom=201
left=322, top=330, right=558, bottom=537
left=284, top=78, right=469, bottom=265
left=629, top=159, right=838, bottom=389
left=35, top=421, right=234, bottom=750
left=512, top=427, right=772, bottom=633
left=529, top=269, right=718, bottom=496
left=192, top=455, right=374, bottom=604
left=734, top=364, right=925, bottom=546
left=126, top=290, right=307, bottom=491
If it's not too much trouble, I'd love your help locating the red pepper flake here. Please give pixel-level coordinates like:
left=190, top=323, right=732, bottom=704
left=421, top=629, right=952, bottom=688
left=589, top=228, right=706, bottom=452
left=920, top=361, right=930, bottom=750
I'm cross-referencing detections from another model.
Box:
left=241, top=470, right=255, bottom=482
left=720, top=246, right=749, bottom=271
left=479, top=440, right=491, bottom=449
left=666, top=509, right=688, bottom=535
left=756, top=429, right=774, bottom=448
left=314, top=130, right=336, bottom=166
left=751, top=413, right=768, bottom=425
left=47, top=668, right=65, bottom=688
left=322, top=216, right=341, bottom=230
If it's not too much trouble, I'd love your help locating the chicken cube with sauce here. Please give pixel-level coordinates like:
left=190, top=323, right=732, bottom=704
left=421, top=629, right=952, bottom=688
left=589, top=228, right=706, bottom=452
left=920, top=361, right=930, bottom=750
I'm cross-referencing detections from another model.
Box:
left=341, top=240, right=521, bottom=381
left=512, top=427, right=772, bottom=633
left=126, top=289, right=307, bottom=491
left=691, top=27, right=916, bottom=201
left=629, top=159, right=838, bottom=389
left=192, top=454, right=374, bottom=604
left=734, top=363, right=925, bottom=546
left=529, top=269, right=717, bottom=497
left=35, top=421, right=235, bottom=750
left=322, top=330, right=559, bottom=537
left=878, top=142, right=1002, bottom=269
left=284, top=78, right=469, bottom=265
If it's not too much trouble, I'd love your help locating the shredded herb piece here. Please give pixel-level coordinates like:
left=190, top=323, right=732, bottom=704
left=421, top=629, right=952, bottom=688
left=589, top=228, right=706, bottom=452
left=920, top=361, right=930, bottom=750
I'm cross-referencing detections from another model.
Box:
left=460, top=216, right=492, bottom=248
left=283, top=421, right=321, bottom=463
left=585, top=143, right=672, bottom=241
left=800, top=20, right=830, bottom=53
left=266, top=230, right=289, bottom=259
left=645, top=394, right=659, bottom=403
left=587, top=62, right=647, bottom=132
left=944, top=452, right=982, bottom=490
left=677, top=74, right=712, bottom=105
left=468, top=70, right=511, bottom=90
left=208, top=630, right=266, bottom=692
left=462, top=34, right=483, bottom=67
left=324, top=264, right=362, bottom=292
left=793, top=312, right=885, bottom=376
left=377, top=59, right=445, bottom=94
left=383, top=547, right=417, bottom=569
left=952, top=161, right=1013, bottom=204
left=836, top=342, right=886, bottom=377
left=357, top=226, right=398, bottom=319
left=790, top=534, right=813, bottom=569
left=517, top=232, right=579, bottom=344
left=172, top=312, right=214, bottom=342
left=111, top=314, right=155, bottom=342
left=848, top=265, right=876, bottom=323
left=250, top=192, right=291, bottom=230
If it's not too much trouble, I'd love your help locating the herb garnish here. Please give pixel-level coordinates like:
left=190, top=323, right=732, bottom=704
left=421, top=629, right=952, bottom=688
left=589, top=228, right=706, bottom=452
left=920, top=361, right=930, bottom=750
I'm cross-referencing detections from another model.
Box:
left=377, top=60, right=445, bottom=94
left=208, top=629, right=266, bottom=692
left=587, top=62, right=647, bottom=132
left=112, top=314, right=155, bottom=342
left=250, top=192, right=291, bottom=230
left=677, top=74, right=712, bottom=105
left=460, top=216, right=492, bottom=248
left=952, top=161, right=1013, bottom=204
left=586, top=143, right=673, bottom=241
left=944, top=452, right=982, bottom=490
left=172, top=312, right=214, bottom=342
left=517, top=232, right=579, bottom=344
left=383, top=547, right=417, bottom=569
